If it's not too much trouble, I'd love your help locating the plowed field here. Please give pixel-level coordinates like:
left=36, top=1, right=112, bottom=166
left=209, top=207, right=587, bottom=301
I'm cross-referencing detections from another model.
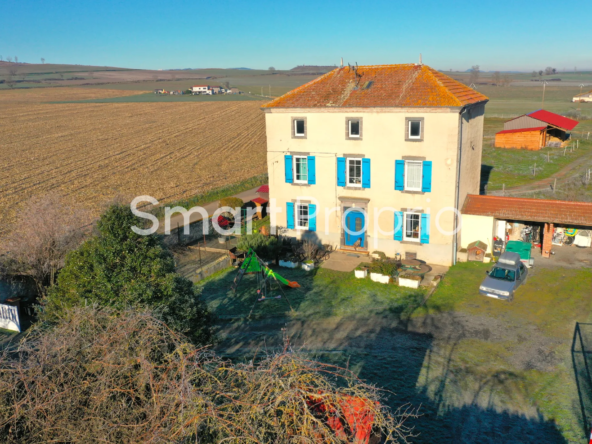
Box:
left=0, top=92, right=267, bottom=235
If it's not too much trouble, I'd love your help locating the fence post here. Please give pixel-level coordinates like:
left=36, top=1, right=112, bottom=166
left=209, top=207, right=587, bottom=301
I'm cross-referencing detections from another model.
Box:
left=553, top=178, right=557, bottom=193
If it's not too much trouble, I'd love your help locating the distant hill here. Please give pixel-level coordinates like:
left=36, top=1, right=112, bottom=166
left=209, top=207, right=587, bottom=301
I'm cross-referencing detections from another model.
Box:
left=290, top=65, right=336, bottom=74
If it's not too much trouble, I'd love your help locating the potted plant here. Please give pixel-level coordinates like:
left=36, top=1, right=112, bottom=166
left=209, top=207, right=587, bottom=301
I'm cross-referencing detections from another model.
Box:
left=398, top=274, right=422, bottom=289
left=279, top=256, right=299, bottom=268
left=301, top=260, right=314, bottom=272
left=354, top=263, right=369, bottom=279
left=369, top=261, right=396, bottom=284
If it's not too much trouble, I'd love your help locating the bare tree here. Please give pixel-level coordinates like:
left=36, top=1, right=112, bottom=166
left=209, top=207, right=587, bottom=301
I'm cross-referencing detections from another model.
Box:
left=88, top=70, right=94, bottom=79
left=544, top=66, right=555, bottom=76
left=531, top=71, right=537, bottom=78
left=41, top=57, right=45, bottom=64
left=14, top=56, right=18, bottom=63
left=538, top=70, right=543, bottom=77
left=501, top=74, right=512, bottom=87
left=0, top=192, right=90, bottom=295
left=6, top=56, right=12, bottom=63
left=469, top=65, right=480, bottom=85
left=492, top=71, right=501, bottom=86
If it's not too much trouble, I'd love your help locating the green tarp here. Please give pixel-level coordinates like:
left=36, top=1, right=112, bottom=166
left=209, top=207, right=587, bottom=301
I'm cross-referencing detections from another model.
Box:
left=505, top=240, right=531, bottom=261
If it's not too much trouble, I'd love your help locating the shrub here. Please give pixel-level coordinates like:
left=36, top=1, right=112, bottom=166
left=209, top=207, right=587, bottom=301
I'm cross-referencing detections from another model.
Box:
left=43, top=204, right=213, bottom=345
left=369, top=260, right=398, bottom=276
left=218, top=197, right=244, bottom=210
left=237, top=233, right=279, bottom=258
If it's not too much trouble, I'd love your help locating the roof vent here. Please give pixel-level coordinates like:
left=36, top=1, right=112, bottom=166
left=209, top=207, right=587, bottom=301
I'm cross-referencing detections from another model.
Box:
left=362, top=81, right=373, bottom=90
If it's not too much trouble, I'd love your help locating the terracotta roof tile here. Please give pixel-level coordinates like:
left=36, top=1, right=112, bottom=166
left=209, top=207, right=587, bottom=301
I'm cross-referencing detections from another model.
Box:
left=462, top=195, right=592, bottom=226
left=262, top=64, right=488, bottom=109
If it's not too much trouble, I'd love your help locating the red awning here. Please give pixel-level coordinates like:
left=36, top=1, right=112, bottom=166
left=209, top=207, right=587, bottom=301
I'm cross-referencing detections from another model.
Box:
left=251, top=197, right=268, bottom=205
left=256, top=184, right=269, bottom=193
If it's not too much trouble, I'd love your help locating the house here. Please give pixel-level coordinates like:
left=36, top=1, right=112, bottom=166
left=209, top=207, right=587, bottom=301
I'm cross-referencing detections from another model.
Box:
left=494, top=110, right=579, bottom=150
left=573, top=90, right=592, bottom=103
left=210, top=86, right=221, bottom=94
left=228, top=87, right=240, bottom=94
left=153, top=89, right=166, bottom=94
left=191, top=85, right=211, bottom=95
left=261, top=63, right=489, bottom=266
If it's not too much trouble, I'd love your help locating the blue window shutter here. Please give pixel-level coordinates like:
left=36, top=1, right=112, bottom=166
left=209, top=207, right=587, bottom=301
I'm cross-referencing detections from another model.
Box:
left=284, top=155, right=293, bottom=184
left=422, top=161, right=432, bottom=193
left=362, top=158, right=371, bottom=188
left=308, top=204, right=317, bottom=231
left=394, top=211, right=403, bottom=241
left=395, top=160, right=405, bottom=190
left=420, top=213, right=430, bottom=244
left=337, top=157, right=346, bottom=187
left=307, top=156, right=316, bottom=185
left=286, top=202, right=295, bottom=229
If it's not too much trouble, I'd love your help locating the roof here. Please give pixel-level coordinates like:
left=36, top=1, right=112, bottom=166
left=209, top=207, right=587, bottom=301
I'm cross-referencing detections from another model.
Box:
left=496, top=126, right=546, bottom=135
left=192, top=85, right=209, bottom=87
left=262, top=64, right=489, bottom=109
left=256, top=184, right=269, bottom=193
left=467, top=240, right=488, bottom=250
left=574, top=90, right=592, bottom=97
left=251, top=197, right=268, bottom=205
left=527, top=109, right=579, bottom=130
left=462, top=195, right=592, bottom=226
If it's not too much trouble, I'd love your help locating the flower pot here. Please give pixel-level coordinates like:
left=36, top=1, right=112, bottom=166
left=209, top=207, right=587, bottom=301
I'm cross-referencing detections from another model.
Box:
left=218, top=236, right=228, bottom=244
left=399, top=276, right=420, bottom=288
left=279, top=260, right=299, bottom=269
left=354, top=269, right=368, bottom=279
left=370, top=272, right=390, bottom=284
left=301, top=262, right=314, bottom=272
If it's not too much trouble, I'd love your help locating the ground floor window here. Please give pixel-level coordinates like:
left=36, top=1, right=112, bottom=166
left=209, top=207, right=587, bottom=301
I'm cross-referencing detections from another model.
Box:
left=296, top=204, right=309, bottom=229
left=404, top=212, right=420, bottom=241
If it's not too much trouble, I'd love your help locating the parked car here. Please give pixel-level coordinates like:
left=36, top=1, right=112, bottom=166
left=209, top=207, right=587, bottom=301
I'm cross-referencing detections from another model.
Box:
left=479, top=252, right=528, bottom=301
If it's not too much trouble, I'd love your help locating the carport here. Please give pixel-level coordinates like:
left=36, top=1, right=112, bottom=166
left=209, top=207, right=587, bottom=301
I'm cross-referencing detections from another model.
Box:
left=460, top=195, right=592, bottom=266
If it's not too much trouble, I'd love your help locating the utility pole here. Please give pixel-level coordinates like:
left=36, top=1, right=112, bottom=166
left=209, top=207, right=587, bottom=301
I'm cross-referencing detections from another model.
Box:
left=542, top=81, right=548, bottom=107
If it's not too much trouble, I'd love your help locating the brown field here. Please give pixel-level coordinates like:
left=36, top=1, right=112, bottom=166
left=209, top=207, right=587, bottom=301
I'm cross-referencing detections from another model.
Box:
left=0, top=89, right=267, bottom=235
left=0, top=87, right=145, bottom=103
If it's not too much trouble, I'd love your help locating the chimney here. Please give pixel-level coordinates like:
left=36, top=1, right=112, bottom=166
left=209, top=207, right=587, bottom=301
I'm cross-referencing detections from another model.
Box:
left=340, top=57, right=343, bottom=67
left=419, top=53, right=423, bottom=65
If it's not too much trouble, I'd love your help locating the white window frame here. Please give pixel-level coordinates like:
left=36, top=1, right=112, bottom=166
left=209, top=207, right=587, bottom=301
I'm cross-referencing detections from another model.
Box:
left=403, top=212, right=421, bottom=242
left=296, top=203, right=309, bottom=229
left=346, top=158, right=363, bottom=188
left=404, top=160, right=423, bottom=192
left=348, top=119, right=360, bottom=138
left=408, top=120, right=422, bottom=139
left=294, top=119, right=306, bottom=137
left=293, top=156, right=308, bottom=184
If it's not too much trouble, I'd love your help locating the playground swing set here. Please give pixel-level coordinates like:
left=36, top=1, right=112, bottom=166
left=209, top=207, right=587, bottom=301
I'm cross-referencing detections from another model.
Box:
left=231, top=249, right=300, bottom=317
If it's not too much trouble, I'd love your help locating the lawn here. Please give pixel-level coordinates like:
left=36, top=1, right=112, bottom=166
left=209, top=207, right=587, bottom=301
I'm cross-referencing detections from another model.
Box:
left=198, top=262, right=592, bottom=443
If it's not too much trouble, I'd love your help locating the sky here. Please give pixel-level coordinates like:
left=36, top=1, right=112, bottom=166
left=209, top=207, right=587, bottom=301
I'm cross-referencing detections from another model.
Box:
left=2, top=0, right=591, bottom=71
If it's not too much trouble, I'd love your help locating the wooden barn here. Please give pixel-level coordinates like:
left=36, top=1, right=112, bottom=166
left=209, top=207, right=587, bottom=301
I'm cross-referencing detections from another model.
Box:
left=494, top=109, right=579, bottom=150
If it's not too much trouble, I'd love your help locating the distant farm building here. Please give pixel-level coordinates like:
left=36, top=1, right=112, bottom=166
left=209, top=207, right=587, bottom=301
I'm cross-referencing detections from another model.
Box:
left=494, top=109, right=579, bottom=150
left=573, top=90, right=592, bottom=103
left=191, top=85, right=212, bottom=95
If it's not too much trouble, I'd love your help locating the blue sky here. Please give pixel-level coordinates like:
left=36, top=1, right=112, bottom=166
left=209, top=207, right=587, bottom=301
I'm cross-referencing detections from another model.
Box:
left=2, top=0, right=591, bottom=71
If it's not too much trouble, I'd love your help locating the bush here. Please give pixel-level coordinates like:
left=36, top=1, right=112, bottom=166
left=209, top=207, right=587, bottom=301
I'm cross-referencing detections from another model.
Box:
left=218, top=197, right=244, bottom=210
left=237, top=233, right=278, bottom=258
left=43, top=204, right=214, bottom=345
left=369, top=260, right=398, bottom=276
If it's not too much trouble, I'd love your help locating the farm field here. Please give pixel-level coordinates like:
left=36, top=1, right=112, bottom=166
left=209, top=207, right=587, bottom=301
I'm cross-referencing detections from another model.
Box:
left=0, top=88, right=267, bottom=236
left=0, top=87, right=146, bottom=103
left=52, top=92, right=264, bottom=103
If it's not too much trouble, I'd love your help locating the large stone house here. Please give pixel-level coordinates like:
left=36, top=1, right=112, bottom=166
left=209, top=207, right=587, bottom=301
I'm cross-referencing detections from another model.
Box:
left=261, top=64, right=488, bottom=266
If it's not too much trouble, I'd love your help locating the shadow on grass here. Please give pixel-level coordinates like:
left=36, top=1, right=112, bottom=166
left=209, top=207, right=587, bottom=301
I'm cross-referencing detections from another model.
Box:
left=481, top=164, right=495, bottom=194
left=199, top=265, right=568, bottom=443
left=572, top=322, right=592, bottom=441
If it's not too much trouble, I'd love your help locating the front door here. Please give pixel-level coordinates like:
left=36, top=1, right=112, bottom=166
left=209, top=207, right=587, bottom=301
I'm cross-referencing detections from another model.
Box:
left=344, top=210, right=365, bottom=248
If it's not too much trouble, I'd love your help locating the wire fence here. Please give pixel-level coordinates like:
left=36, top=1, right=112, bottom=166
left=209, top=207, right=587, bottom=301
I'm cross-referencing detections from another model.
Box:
left=572, top=322, right=592, bottom=439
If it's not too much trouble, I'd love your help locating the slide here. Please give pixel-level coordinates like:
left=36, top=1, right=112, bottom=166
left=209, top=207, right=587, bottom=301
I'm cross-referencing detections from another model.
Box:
left=264, top=267, right=300, bottom=288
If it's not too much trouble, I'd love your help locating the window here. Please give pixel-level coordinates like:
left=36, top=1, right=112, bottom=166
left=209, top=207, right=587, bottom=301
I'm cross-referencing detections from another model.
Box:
left=294, top=156, right=308, bottom=183
left=349, top=120, right=360, bottom=138
left=347, top=158, right=362, bottom=187
left=405, top=161, right=422, bottom=191
left=404, top=213, right=420, bottom=242
left=294, top=119, right=305, bottom=137
left=296, top=204, right=309, bottom=229
left=409, top=120, right=421, bottom=139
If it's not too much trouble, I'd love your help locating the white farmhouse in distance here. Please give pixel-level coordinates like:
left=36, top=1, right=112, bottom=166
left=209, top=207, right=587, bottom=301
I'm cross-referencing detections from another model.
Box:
left=573, top=90, right=592, bottom=102
left=191, top=85, right=212, bottom=95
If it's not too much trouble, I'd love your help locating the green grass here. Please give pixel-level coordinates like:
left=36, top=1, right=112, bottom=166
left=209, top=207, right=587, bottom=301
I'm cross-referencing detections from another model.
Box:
left=481, top=138, right=592, bottom=190
left=49, top=92, right=264, bottom=103
left=153, top=174, right=268, bottom=219
left=198, top=266, right=425, bottom=321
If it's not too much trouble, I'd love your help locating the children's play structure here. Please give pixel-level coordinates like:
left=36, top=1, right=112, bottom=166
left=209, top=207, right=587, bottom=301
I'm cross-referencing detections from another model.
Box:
left=231, top=249, right=300, bottom=316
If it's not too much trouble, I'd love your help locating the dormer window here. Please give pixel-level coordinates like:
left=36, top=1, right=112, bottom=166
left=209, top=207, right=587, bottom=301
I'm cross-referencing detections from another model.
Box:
left=405, top=117, right=424, bottom=142
left=346, top=117, right=363, bottom=140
